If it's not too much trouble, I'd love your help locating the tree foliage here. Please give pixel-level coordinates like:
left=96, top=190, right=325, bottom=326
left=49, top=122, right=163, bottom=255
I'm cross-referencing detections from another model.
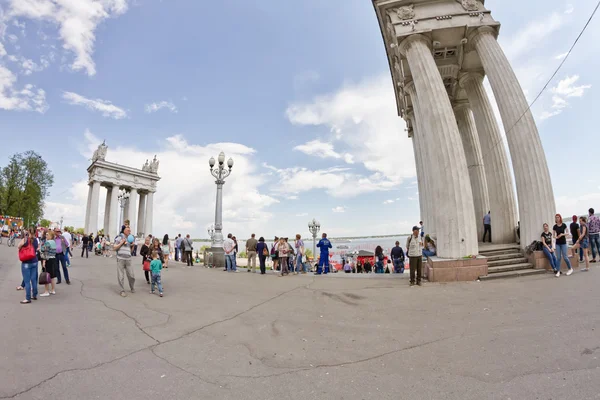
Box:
left=40, top=219, right=52, bottom=228
left=75, top=228, right=85, bottom=235
left=0, top=151, right=54, bottom=225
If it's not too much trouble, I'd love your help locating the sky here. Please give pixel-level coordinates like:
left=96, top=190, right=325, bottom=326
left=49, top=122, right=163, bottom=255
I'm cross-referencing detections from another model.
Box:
left=0, top=0, right=597, bottom=239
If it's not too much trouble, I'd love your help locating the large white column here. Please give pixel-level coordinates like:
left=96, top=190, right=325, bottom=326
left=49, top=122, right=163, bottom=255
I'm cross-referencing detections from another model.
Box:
left=103, top=186, right=112, bottom=234
left=399, top=34, right=478, bottom=258
left=454, top=104, right=490, bottom=242
left=470, top=27, right=555, bottom=247
left=406, top=112, right=425, bottom=228
left=84, top=183, right=93, bottom=235
left=461, top=72, right=518, bottom=244
left=137, top=193, right=146, bottom=237
left=127, top=188, right=138, bottom=235
left=108, top=185, right=120, bottom=239
left=87, top=181, right=101, bottom=235
left=144, top=192, right=154, bottom=237
left=405, top=83, right=435, bottom=238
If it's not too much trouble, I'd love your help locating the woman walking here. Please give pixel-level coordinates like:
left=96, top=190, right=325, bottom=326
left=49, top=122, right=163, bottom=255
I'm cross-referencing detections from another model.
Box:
left=140, top=236, right=152, bottom=284
left=18, top=227, right=39, bottom=304
left=553, top=214, right=573, bottom=276
left=256, top=237, right=268, bottom=275
left=574, top=216, right=590, bottom=271
left=277, top=237, right=289, bottom=276
left=161, top=234, right=172, bottom=268
left=40, top=230, right=58, bottom=296
left=541, top=223, right=561, bottom=277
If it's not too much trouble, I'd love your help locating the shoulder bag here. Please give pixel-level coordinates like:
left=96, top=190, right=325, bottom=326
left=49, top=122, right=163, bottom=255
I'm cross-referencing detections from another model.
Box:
left=19, top=240, right=36, bottom=262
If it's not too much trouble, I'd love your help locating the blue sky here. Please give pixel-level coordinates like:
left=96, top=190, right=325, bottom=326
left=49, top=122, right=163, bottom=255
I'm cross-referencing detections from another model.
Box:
left=0, top=0, right=597, bottom=239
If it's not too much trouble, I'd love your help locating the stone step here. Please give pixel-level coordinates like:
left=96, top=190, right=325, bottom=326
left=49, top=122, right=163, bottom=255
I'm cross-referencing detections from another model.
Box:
left=487, top=263, right=534, bottom=274
left=480, top=248, right=522, bottom=257
left=479, top=268, right=546, bottom=281
left=488, top=258, right=529, bottom=267
left=485, top=252, right=524, bottom=262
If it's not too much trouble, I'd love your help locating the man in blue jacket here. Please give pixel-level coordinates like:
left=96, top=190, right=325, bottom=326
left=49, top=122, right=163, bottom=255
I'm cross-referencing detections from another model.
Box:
left=316, top=233, right=332, bottom=275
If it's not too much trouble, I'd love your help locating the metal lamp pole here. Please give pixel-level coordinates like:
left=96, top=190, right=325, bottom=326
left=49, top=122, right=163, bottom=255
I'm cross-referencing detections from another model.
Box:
left=207, top=224, right=215, bottom=242
left=60, top=216, right=64, bottom=229
left=308, top=218, right=320, bottom=262
left=208, top=152, right=233, bottom=269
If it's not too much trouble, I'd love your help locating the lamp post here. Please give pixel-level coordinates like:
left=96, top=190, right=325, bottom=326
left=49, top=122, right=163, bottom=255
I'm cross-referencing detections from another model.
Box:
left=60, top=216, right=64, bottom=229
left=118, top=190, right=130, bottom=230
left=308, top=218, right=320, bottom=262
left=207, top=224, right=215, bottom=242
left=208, top=152, right=234, bottom=269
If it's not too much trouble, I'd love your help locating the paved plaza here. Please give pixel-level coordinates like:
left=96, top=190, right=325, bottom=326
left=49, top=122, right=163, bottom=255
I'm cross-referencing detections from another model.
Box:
left=1, top=244, right=600, bottom=400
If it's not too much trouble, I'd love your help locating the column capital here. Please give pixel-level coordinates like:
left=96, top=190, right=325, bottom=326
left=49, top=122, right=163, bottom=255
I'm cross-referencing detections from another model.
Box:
left=466, top=26, right=498, bottom=51
left=397, top=34, right=431, bottom=57
left=459, top=71, right=485, bottom=87
left=453, top=101, right=471, bottom=112
left=404, top=80, right=416, bottom=96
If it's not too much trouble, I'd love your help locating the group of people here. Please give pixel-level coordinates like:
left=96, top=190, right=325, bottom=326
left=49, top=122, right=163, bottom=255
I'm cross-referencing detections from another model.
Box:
left=541, top=209, right=600, bottom=277
left=16, top=226, right=73, bottom=304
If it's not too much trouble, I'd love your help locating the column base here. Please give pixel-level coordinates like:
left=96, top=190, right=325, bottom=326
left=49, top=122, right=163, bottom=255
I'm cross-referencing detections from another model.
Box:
left=425, top=256, right=488, bottom=282
left=207, top=247, right=225, bottom=269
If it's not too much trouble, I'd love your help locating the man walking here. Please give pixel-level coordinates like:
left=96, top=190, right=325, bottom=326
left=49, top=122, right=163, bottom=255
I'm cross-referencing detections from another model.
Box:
left=81, top=234, right=90, bottom=258
left=55, top=229, right=71, bottom=285
left=295, top=234, right=305, bottom=274
left=483, top=211, right=492, bottom=243
left=183, top=234, right=194, bottom=266
left=588, top=208, right=600, bottom=263
left=114, top=226, right=135, bottom=297
left=63, top=228, right=73, bottom=267
left=175, top=234, right=183, bottom=262
left=316, top=233, right=332, bottom=275
left=407, top=226, right=423, bottom=286
left=223, top=233, right=237, bottom=272
left=246, top=233, right=258, bottom=273
left=390, top=241, right=406, bottom=273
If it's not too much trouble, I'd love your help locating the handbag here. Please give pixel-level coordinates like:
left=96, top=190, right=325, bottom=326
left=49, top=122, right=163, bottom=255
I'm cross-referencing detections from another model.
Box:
left=262, top=248, right=269, bottom=256
left=143, top=260, right=150, bottom=271
left=39, top=270, right=51, bottom=285
left=19, top=240, right=36, bottom=262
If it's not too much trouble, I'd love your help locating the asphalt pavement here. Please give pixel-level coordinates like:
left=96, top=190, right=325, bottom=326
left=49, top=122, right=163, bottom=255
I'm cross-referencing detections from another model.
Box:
left=1, top=243, right=599, bottom=400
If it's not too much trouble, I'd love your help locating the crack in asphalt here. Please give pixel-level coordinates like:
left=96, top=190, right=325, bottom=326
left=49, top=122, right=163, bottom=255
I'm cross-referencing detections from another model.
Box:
left=76, top=279, right=160, bottom=343
left=2, top=277, right=311, bottom=398
left=225, top=335, right=456, bottom=380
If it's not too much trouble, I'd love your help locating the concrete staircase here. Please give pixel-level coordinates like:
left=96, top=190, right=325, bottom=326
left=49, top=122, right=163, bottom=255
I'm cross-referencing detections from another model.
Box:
left=479, top=244, right=546, bottom=280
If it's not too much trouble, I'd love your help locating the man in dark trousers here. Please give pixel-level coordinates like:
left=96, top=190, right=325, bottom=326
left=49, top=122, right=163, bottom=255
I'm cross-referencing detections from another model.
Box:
left=483, top=211, right=492, bottom=243
left=406, top=226, right=423, bottom=286
left=390, top=241, right=405, bottom=273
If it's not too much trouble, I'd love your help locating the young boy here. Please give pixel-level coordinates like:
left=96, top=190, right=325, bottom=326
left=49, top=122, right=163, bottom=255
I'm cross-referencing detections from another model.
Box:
left=150, top=251, right=164, bottom=297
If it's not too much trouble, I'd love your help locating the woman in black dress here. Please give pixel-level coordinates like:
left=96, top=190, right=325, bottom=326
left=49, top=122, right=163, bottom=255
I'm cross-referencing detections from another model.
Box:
left=140, top=236, right=152, bottom=284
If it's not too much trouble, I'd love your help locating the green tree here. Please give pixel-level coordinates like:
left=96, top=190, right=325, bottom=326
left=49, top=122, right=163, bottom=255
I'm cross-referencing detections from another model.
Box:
left=64, top=226, right=75, bottom=233
left=40, top=219, right=52, bottom=228
left=0, top=151, right=54, bottom=224
left=75, top=228, right=85, bottom=235
left=305, top=249, right=314, bottom=260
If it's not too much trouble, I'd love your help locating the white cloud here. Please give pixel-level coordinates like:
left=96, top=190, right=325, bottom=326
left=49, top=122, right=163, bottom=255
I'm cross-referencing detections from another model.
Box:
left=565, top=4, right=574, bottom=14
left=286, top=75, right=416, bottom=186
left=145, top=101, right=178, bottom=114
left=332, top=206, right=346, bottom=213
left=554, top=52, right=569, bottom=60
left=383, top=199, right=394, bottom=205
left=0, top=65, right=48, bottom=112
left=45, top=131, right=279, bottom=238
left=264, top=163, right=398, bottom=198
left=0, top=43, right=6, bottom=58
left=540, top=76, right=591, bottom=120
left=6, top=0, right=130, bottom=76
left=295, top=212, right=308, bottom=217
left=63, top=91, right=128, bottom=119
left=6, top=55, right=48, bottom=75
left=293, top=139, right=354, bottom=163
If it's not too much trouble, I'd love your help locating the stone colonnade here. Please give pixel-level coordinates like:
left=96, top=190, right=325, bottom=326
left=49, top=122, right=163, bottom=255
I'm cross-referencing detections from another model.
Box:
left=401, top=28, right=555, bottom=257
left=83, top=183, right=155, bottom=239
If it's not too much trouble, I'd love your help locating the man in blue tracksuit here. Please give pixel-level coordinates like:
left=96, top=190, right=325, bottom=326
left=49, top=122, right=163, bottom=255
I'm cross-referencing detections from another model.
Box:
left=316, top=233, right=332, bottom=275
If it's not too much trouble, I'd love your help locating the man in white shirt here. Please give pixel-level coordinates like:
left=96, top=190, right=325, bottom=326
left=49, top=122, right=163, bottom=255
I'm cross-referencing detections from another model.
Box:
left=63, top=228, right=73, bottom=267
left=223, top=233, right=237, bottom=272
left=406, top=226, right=424, bottom=287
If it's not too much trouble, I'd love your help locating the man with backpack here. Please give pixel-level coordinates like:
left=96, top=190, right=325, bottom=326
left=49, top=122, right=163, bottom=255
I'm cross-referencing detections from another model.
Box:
left=183, top=234, right=194, bottom=266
